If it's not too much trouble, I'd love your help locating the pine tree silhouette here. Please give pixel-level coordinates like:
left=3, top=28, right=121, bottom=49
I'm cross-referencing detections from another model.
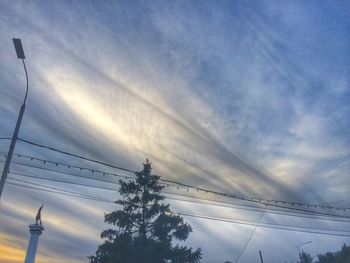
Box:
left=89, top=159, right=201, bottom=263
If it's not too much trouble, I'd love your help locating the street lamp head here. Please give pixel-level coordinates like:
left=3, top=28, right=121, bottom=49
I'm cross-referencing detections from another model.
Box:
left=13, top=38, right=25, bottom=59
left=12, top=37, right=29, bottom=104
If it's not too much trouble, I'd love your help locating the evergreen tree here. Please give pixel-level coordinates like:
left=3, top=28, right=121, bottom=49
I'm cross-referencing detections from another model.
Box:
left=293, top=244, right=350, bottom=263
left=89, top=159, right=201, bottom=263
left=339, top=244, right=350, bottom=263
left=317, top=244, right=350, bottom=263
left=317, top=252, right=335, bottom=263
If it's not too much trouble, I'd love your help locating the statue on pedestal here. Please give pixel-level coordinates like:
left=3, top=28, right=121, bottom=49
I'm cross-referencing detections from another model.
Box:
left=25, top=204, right=45, bottom=263
left=35, top=204, right=44, bottom=225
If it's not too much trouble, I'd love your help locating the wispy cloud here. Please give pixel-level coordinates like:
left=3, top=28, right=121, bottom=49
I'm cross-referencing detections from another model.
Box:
left=0, top=0, right=349, bottom=262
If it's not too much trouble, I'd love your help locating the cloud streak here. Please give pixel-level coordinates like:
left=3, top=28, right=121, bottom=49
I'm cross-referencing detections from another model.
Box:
left=0, top=0, right=349, bottom=262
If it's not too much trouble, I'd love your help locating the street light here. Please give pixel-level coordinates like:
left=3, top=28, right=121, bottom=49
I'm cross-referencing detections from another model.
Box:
left=13, top=38, right=28, bottom=103
left=298, top=241, right=312, bottom=263
left=0, top=38, right=29, bottom=200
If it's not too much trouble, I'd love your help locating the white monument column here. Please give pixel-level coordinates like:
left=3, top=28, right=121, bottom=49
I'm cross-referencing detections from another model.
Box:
left=24, top=205, right=44, bottom=263
left=24, top=224, right=44, bottom=263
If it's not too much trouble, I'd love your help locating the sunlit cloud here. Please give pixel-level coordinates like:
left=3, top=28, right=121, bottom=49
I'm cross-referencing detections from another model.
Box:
left=0, top=0, right=349, bottom=262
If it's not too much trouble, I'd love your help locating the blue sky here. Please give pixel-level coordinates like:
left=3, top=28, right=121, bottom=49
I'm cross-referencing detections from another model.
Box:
left=0, top=0, right=349, bottom=262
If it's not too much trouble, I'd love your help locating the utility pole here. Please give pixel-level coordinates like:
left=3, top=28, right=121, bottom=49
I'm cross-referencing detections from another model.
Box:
left=0, top=38, right=28, bottom=200
left=259, top=250, right=264, bottom=263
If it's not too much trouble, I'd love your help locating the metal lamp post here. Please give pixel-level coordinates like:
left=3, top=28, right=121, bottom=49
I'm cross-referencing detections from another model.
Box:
left=0, top=38, right=29, bottom=200
left=298, top=241, right=312, bottom=263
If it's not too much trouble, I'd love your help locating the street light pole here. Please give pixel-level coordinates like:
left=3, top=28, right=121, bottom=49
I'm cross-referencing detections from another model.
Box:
left=0, top=38, right=28, bottom=200
left=298, top=241, right=312, bottom=263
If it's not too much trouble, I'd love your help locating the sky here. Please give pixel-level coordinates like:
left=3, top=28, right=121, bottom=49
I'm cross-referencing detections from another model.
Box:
left=0, top=0, right=349, bottom=262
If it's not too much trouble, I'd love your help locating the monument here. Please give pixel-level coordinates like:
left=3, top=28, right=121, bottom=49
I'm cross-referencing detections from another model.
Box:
left=24, top=204, right=44, bottom=263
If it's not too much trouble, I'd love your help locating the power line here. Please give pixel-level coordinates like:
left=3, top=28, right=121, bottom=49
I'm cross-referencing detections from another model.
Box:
left=235, top=205, right=267, bottom=263
left=176, top=213, right=350, bottom=238
left=3, top=158, right=350, bottom=219
left=6, top=161, right=175, bottom=189
left=4, top=159, right=135, bottom=181
left=7, top=145, right=348, bottom=211
left=2, top=151, right=349, bottom=213
left=237, top=198, right=350, bottom=219
left=164, top=192, right=350, bottom=223
left=8, top=171, right=119, bottom=191
left=161, top=176, right=350, bottom=212
left=16, top=138, right=135, bottom=173
left=1, top=153, right=133, bottom=178
left=7, top=177, right=113, bottom=202
left=6, top=181, right=113, bottom=203
left=7, top=170, right=350, bottom=223
left=6, top=178, right=350, bottom=237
